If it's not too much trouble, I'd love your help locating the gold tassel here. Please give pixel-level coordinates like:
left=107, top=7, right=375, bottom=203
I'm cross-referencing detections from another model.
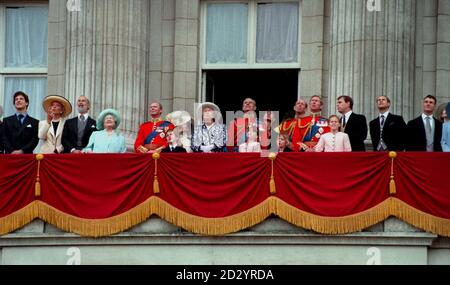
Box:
left=269, top=176, right=276, bottom=195
left=153, top=175, right=160, bottom=194
left=35, top=178, right=41, bottom=197
left=389, top=176, right=396, bottom=195
left=152, top=152, right=161, bottom=194
left=388, top=152, right=397, bottom=196
left=268, top=152, right=277, bottom=195
left=35, top=154, right=44, bottom=197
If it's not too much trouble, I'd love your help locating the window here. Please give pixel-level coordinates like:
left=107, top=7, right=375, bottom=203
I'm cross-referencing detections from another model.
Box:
left=200, top=1, right=301, bottom=119
left=201, top=0, right=300, bottom=69
left=0, top=4, right=48, bottom=120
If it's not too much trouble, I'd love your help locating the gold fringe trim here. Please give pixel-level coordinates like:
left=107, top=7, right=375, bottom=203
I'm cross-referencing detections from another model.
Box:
left=35, top=199, right=154, bottom=237
left=1, top=197, right=450, bottom=237
left=150, top=197, right=274, bottom=236
left=0, top=202, right=39, bottom=235
left=273, top=197, right=393, bottom=235
left=390, top=198, right=450, bottom=237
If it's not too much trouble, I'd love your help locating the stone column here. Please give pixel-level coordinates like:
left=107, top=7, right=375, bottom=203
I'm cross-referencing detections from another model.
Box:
left=173, top=0, right=199, bottom=115
left=328, top=0, right=416, bottom=121
left=300, top=0, right=327, bottom=113
left=436, top=0, right=450, bottom=104
left=148, top=0, right=199, bottom=118
left=63, top=0, right=149, bottom=143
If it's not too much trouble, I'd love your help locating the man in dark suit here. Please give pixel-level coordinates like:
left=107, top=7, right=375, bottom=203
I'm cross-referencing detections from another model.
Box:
left=62, top=95, right=97, bottom=153
left=1, top=91, right=39, bottom=154
left=337, top=96, right=368, bottom=151
left=406, top=95, right=443, bottom=152
left=161, top=129, right=187, bottom=153
left=369, top=95, right=407, bottom=151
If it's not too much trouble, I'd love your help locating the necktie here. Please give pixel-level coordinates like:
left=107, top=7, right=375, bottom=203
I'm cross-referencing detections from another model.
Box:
left=79, top=115, right=85, bottom=122
left=342, top=115, right=346, bottom=128
left=378, top=115, right=386, bottom=151
left=18, top=114, right=24, bottom=124
left=425, top=116, right=433, bottom=151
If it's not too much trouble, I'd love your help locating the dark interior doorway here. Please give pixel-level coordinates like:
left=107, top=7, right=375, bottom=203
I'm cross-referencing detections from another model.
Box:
left=205, top=69, right=299, bottom=121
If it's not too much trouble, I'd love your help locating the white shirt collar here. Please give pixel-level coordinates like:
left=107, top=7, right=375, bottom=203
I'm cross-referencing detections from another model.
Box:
left=421, top=113, right=433, bottom=120
left=422, top=113, right=434, bottom=126
left=344, top=110, right=353, bottom=121
left=379, top=110, right=390, bottom=118
left=79, top=113, right=88, bottom=120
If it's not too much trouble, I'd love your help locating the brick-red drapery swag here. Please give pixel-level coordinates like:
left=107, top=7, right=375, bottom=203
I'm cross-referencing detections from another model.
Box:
left=1, top=152, right=449, bottom=237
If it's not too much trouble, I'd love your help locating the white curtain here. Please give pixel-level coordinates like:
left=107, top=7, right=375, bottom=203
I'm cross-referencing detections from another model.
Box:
left=256, top=3, right=298, bottom=63
left=206, top=3, right=248, bottom=64
left=5, top=7, right=48, bottom=67
left=4, top=77, right=47, bottom=120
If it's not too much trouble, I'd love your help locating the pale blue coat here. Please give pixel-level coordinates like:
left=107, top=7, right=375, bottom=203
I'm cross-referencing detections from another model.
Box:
left=83, top=130, right=126, bottom=153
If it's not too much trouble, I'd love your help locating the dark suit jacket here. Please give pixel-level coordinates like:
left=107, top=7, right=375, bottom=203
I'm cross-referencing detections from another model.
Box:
left=343, top=112, right=368, bottom=151
left=161, top=146, right=187, bottom=153
left=2, top=114, right=39, bottom=154
left=369, top=113, right=407, bottom=151
left=406, top=116, right=443, bottom=152
left=61, top=116, right=97, bottom=153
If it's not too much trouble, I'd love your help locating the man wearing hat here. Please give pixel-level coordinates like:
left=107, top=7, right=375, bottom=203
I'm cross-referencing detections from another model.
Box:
left=62, top=96, right=97, bottom=153
left=1, top=91, right=39, bottom=154
left=38, top=95, right=72, bottom=154
left=134, top=102, right=175, bottom=153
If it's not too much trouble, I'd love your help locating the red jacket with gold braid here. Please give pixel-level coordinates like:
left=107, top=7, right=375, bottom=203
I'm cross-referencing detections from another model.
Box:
left=134, top=118, right=174, bottom=152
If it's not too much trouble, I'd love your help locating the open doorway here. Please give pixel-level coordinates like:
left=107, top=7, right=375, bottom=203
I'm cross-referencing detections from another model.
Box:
left=205, top=69, right=299, bottom=121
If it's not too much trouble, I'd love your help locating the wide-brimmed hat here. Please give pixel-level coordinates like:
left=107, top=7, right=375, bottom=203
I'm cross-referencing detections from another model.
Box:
left=42, top=95, right=72, bottom=118
left=97, top=108, right=121, bottom=130
left=166, top=110, right=191, bottom=126
left=195, top=102, right=222, bottom=125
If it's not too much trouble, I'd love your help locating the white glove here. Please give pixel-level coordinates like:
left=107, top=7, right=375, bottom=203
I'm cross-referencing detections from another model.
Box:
left=200, top=145, right=215, bottom=152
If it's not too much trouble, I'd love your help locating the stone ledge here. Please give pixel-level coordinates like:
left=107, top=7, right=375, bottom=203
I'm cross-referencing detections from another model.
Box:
left=0, top=232, right=436, bottom=247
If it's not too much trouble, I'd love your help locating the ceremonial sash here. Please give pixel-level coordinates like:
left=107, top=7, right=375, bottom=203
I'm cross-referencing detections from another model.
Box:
left=144, top=121, right=172, bottom=144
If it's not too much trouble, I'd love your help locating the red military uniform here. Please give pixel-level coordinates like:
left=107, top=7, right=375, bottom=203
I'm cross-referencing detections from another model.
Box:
left=134, top=118, right=174, bottom=152
left=280, top=114, right=330, bottom=151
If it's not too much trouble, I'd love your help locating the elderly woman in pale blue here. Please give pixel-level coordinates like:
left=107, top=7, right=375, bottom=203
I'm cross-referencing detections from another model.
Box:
left=83, top=108, right=126, bottom=153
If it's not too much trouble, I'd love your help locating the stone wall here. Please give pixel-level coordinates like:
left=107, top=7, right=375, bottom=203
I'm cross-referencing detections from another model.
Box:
left=1, top=218, right=448, bottom=264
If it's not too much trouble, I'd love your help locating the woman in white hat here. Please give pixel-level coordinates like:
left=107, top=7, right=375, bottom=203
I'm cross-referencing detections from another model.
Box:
left=192, top=102, right=226, bottom=153
left=83, top=108, right=126, bottom=153
left=38, top=95, right=72, bottom=154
